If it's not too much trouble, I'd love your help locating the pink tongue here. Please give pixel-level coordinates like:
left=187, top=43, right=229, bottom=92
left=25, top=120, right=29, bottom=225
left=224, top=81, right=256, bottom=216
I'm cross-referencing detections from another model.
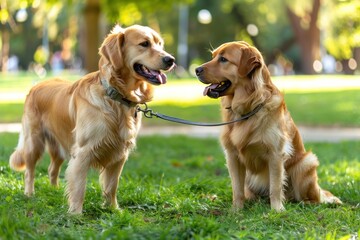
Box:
left=149, top=69, right=159, bottom=75
left=203, top=83, right=219, bottom=96
left=149, top=69, right=167, bottom=84
left=157, top=73, right=167, bottom=84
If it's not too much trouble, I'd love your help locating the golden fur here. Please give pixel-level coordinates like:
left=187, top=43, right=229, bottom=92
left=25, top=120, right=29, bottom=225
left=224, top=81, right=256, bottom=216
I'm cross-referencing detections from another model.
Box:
left=196, top=41, right=341, bottom=211
left=9, top=25, right=175, bottom=214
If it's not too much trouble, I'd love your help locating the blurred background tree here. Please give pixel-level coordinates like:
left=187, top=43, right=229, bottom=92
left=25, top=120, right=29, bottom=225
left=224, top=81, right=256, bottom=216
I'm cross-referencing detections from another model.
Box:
left=0, top=0, right=359, bottom=75
left=322, top=0, right=360, bottom=74
left=0, top=0, right=27, bottom=72
left=286, top=0, right=322, bottom=74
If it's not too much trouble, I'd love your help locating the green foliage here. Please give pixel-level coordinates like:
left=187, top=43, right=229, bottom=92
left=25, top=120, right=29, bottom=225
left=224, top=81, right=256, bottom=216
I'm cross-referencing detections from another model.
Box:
left=3, top=0, right=360, bottom=73
left=285, top=0, right=314, bottom=16
left=0, top=133, right=359, bottom=239
left=101, top=0, right=194, bottom=24
left=187, top=0, right=292, bottom=64
left=323, top=0, right=360, bottom=60
left=0, top=0, right=29, bottom=24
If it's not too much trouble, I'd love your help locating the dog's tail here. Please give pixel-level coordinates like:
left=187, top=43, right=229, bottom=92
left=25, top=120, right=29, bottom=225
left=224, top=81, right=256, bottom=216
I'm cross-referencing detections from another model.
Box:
left=9, top=130, right=26, bottom=171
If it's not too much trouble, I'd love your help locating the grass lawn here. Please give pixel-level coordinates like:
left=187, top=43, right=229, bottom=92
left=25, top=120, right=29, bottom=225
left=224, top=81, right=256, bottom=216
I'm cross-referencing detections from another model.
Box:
left=1, top=89, right=360, bottom=126
left=0, top=133, right=359, bottom=239
left=1, top=74, right=360, bottom=126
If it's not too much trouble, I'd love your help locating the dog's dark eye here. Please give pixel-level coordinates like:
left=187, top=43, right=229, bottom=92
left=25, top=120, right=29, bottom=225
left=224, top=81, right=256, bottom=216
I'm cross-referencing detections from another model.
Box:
left=219, top=56, right=228, bottom=63
left=140, top=41, right=150, bottom=47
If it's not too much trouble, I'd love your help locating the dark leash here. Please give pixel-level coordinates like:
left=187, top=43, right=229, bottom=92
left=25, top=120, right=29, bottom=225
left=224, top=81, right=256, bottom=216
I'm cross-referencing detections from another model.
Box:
left=100, top=79, right=264, bottom=126
left=136, top=103, right=264, bottom=127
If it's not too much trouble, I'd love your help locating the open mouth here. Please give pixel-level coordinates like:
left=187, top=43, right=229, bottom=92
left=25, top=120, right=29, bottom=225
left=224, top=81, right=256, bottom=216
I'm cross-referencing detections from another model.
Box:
left=203, top=80, right=232, bottom=98
left=134, top=63, right=167, bottom=85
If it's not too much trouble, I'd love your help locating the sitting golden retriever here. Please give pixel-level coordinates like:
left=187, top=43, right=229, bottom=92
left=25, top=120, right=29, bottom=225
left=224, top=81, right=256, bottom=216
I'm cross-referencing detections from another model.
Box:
left=195, top=41, right=341, bottom=211
left=9, top=25, right=175, bottom=214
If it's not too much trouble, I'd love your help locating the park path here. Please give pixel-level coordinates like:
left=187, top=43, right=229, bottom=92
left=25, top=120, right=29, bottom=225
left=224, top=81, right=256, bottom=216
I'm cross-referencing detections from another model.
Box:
left=140, top=125, right=360, bottom=142
left=1, top=122, right=360, bottom=142
left=1, top=76, right=360, bottom=142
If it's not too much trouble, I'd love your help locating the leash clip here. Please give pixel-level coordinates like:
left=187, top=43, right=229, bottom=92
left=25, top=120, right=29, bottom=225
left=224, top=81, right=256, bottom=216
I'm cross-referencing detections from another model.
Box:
left=137, top=103, right=155, bottom=118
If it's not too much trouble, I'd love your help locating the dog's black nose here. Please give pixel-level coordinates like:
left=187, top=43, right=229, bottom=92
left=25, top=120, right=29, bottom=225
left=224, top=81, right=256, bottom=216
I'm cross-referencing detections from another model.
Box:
left=163, top=56, right=175, bottom=67
left=195, top=66, right=204, bottom=76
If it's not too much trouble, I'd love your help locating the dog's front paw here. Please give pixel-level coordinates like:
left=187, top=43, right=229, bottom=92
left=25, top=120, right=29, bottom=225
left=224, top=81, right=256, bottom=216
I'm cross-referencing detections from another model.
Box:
left=102, top=200, right=120, bottom=210
left=271, top=202, right=285, bottom=212
left=68, top=206, right=83, bottom=215
left=67, top=200, right=85, bottom=214
left=232, top=199, right=245, bottom=211
left=24, top=190, right=34, bottom=197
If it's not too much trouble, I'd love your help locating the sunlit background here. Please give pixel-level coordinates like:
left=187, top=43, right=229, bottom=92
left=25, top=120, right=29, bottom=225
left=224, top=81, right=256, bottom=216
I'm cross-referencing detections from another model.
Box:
left=0, top=0, right=359, bottom=78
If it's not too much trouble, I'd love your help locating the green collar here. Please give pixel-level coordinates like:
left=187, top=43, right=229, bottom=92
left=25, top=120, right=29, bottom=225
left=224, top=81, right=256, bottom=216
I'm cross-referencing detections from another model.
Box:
left=100, top=79, right=138, bottom=108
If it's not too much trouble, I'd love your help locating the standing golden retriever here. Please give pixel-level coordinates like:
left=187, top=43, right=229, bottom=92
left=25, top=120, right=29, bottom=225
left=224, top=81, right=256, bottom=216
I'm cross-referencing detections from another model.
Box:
left=195, top=41, right=341, bottom=211
left=9, top=25, right=175, bottom=214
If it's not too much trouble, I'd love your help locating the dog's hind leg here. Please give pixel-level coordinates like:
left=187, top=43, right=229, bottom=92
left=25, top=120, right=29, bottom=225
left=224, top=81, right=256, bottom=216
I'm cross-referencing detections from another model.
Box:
left=99, top=158, right=126, bottom=209
left=289, top=152, right=342, bottom=204
left=288, top=152, right=321, bottom=203
left=46, top=134, right=65, bottom=186
left=10, top=115, right=45, bottom=196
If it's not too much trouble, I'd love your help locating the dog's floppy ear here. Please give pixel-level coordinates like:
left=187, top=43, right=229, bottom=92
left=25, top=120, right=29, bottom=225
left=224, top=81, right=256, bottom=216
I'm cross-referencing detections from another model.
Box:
left=238, top=48, right=261, bottom=79
left=99, top=26, right=125, bottom=71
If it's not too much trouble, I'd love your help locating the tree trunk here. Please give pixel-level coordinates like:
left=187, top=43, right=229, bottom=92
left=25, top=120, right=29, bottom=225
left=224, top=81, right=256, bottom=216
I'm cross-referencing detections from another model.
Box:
left=82, top=0, right=101, bottom=73
left=286, top=0, right=321, bottom=74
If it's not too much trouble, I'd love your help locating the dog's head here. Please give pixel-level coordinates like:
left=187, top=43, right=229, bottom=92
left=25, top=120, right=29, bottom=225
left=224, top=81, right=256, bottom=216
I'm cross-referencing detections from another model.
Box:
left=99, top=25, right=175, bottom=102
left=195, top=41, right=267, bottom=99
